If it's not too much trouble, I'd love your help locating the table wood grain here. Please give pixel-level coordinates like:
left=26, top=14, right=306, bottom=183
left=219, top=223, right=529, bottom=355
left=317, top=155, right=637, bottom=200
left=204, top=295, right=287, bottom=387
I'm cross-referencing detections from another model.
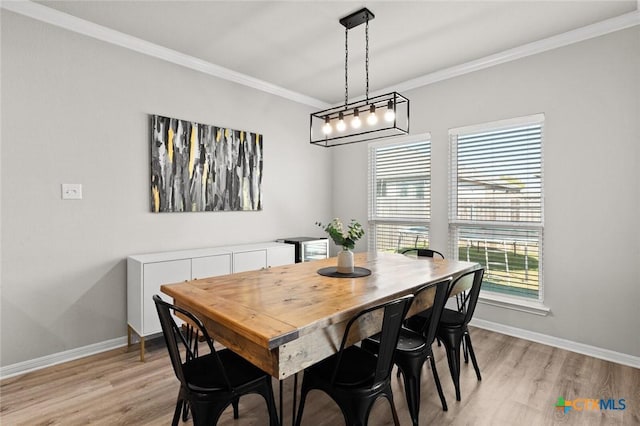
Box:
left=161, top=251, right=480, bottom=379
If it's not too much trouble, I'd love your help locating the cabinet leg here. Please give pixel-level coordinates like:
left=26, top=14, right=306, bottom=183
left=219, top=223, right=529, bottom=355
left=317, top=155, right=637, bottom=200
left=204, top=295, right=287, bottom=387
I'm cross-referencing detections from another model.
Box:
left=127, top=325, right=146, bottom=362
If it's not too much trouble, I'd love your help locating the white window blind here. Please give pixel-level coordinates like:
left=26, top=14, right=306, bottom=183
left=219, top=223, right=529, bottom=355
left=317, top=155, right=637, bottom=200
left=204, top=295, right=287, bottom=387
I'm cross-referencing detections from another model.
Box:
left=368, top=136, right=431, bottom=253
left=449, top=115, right=544, bottom=300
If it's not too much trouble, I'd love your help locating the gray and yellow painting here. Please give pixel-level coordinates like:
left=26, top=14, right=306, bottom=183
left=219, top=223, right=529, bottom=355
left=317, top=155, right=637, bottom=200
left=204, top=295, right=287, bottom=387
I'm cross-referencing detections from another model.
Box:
left=151, top=114, right=263, bottom=212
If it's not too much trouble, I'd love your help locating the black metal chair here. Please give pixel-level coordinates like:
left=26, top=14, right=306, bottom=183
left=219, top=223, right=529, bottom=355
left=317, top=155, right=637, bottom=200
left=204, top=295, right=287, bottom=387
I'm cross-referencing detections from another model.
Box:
left=400, top=247, right=449, bottom=351
left=362, top=278, right=452, bottom=425
left=399, top=248, right=445, bottom=259
left=153, top=295, right=280, bottom=426
left=294, top=295, right=414, bottom=426
left=435, top=268, right=484, bottom=401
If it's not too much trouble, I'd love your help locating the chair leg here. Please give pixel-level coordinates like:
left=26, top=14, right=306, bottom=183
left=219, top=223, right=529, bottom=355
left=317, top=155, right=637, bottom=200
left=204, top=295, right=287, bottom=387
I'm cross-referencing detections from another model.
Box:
left=341, top=383, right=400, bottom=426
left=189, top=399, right=228, bottom=426
left=338, top=394, right=379, bottom=426
left=260, top=377, right=281, bottom=426
left=462, top=337, right=469, bottom=363
left=465, top=333, right=482, bottom=381
left=429, top=356, right=448, bottom=411
left=172, top=388, right=187, bottom=426
left=294, top=383, right=309, bottom=426
left=232, top=397, right=239, bottom=419
left=443, top=340, right=462, bottom=401
left=384, top=391, right=402, bottom=426
left=171, top=397, right=183, bottom=426
left=397, top=365, right=421, bottom=426
left=181, top=400, right=189, bottom=422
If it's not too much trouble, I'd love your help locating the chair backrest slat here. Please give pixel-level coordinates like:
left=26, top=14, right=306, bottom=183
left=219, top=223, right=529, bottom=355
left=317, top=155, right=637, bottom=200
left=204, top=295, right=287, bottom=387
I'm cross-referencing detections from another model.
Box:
left=400, top=248, right=445, bottom=259
left=331, top=295, right=413, bottom=387
left=448, top=269, right=484, bottom=325
left=412, top=278, right=452, bottom=347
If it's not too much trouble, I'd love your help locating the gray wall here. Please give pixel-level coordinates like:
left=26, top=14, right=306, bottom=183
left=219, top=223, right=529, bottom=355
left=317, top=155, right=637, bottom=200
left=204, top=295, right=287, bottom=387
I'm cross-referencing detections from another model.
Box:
left=331, top=27, right=640, bottom=357
left=1, top=12, right=331, bottom=366
left=2, top=11, right=638, bottom=368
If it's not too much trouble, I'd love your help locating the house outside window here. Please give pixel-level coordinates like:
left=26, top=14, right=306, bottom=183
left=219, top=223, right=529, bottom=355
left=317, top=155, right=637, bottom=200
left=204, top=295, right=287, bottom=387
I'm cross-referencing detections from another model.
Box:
left=449, top=114, right=544, bottom=302
left=368, top=135, right=431, bottom=253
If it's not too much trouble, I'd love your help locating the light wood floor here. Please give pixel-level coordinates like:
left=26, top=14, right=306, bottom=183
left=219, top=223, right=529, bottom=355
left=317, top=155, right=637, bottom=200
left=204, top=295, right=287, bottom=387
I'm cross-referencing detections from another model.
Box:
left=1, top=327, right=638, bottom=425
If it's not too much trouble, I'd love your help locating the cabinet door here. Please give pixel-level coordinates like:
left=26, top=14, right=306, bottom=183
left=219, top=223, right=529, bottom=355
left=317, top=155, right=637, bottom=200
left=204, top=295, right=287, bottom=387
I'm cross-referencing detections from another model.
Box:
left=267, top=245, right=295, bottom=267
left=192, top=254, right=232, bottom=279
left=143, top=259, right=191, bottom=335
left=233, top=250, right=267, bottom=273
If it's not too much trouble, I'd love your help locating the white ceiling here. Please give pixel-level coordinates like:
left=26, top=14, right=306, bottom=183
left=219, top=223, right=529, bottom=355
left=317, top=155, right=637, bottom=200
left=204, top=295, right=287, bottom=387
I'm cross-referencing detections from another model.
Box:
left=22, top=1, right=640, bottom=105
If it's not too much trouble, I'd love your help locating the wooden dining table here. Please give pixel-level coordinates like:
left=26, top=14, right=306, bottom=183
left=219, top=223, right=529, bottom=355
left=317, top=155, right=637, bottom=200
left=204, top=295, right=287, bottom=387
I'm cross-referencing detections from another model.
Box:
left=160, top=251, right=480, bottom=381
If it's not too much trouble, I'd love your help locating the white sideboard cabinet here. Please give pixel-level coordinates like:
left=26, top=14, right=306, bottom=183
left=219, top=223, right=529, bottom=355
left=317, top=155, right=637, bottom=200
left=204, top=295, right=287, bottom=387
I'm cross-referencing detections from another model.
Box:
left=225, top=242, right=294, bottom=273
left=127, top=242, right=294, bottom=361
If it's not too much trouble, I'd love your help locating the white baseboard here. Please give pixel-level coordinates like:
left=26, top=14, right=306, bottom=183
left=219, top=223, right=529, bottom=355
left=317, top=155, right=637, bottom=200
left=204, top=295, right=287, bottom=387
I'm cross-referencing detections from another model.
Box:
left=0, top=336, right=128, bottom=380
left=470, top=318, right=640, bottom=369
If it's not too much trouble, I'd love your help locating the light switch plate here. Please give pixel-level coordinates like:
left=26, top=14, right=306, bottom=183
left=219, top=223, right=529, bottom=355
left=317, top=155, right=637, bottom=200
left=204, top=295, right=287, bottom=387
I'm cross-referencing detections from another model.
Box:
left=61, top=183, right=82, bottom=200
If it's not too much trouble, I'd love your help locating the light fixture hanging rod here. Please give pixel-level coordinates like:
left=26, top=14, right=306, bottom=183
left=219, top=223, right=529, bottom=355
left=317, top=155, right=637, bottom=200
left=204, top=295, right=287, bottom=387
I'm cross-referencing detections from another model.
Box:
left=339, top=8, right=375, bottom=29
left=310, top=7, right=408, bottom=147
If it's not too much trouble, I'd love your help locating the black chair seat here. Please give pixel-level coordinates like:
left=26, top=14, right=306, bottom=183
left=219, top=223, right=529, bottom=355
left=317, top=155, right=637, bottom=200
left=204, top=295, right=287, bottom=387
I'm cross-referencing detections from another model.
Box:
left=184, top=350, right=272, bottom=392
left=305, top=346, right=377, bottom=388
left=406, top=310, right=431, bottom=330
left=437, top=308, right=465, bottom=327
left=367, top=328, right=428, bottom=353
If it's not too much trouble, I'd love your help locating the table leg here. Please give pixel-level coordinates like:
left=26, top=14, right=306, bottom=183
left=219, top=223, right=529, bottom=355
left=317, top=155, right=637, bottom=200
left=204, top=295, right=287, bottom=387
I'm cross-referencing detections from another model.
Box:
left=292, top=373, right=298, bottom=426
left=277, top=374, right=300, bottom=426
left=279, top=379, right=283, bottom=426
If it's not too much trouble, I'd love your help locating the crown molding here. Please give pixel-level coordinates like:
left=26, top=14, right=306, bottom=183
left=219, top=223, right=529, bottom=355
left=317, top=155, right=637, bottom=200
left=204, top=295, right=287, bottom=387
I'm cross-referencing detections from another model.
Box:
left=372, top=10, right=640, bottom=97
left=2, top=1, right=638, bottom=112
left=1, top=0, right=331, bottom=109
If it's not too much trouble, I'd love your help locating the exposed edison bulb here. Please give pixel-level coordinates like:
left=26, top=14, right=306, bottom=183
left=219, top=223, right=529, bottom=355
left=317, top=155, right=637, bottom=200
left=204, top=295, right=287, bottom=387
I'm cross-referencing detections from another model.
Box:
left=351, top=109, right=361, bottom=129
left=336, top=112, right=347, bottom=132
left=322, top=117, right=332, bottom=135
left=384, top=100, right=396, bottom=122
left=367, top=104, right=378, bottom=125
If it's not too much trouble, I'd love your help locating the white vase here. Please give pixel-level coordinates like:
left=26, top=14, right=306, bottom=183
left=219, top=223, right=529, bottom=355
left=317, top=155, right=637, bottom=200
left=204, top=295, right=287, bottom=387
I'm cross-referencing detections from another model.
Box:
left=337, top=249, right=354, bottom=274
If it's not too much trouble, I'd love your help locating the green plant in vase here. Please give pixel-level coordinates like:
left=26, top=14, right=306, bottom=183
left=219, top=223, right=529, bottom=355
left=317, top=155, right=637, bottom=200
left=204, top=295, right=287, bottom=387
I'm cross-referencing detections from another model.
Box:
left=316, top=218, right=364, bottom=273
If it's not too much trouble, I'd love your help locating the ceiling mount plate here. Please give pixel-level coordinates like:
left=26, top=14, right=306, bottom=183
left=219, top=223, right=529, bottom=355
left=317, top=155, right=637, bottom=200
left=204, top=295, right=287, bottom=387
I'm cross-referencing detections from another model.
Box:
left=339, top=8, right=375, bottom=29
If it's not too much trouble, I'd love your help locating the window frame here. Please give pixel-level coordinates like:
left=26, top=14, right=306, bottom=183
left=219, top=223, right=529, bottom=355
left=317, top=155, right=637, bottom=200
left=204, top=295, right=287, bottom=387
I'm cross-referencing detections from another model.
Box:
left=448, top=114, right=549, bottom=315
left=368, top=133, right=432, bottom=253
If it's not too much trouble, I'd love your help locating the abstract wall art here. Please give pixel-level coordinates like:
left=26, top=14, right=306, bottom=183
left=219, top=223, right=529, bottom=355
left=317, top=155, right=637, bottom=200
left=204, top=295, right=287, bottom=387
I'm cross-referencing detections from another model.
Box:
left=150, top=114, right=263, bottom=212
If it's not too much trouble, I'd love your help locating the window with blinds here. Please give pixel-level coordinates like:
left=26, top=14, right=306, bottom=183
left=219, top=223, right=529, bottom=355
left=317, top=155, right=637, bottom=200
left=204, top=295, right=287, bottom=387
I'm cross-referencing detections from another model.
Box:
left=368, top=136, right=431, bottom=253
left=449, top=115, right=544, bottom=300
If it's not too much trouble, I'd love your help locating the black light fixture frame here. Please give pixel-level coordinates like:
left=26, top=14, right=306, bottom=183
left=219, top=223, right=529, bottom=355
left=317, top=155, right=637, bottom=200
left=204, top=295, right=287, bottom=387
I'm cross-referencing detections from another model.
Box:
left=310, top=8, right=410, bottom=148
left=310, top=92, right=410, bottom=147
left=339, top=7, right=375, bottom=29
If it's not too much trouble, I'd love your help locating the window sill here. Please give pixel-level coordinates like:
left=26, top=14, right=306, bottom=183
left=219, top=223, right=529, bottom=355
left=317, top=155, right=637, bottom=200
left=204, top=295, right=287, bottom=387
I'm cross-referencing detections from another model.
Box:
left=478, top=291, right=550, bottom=316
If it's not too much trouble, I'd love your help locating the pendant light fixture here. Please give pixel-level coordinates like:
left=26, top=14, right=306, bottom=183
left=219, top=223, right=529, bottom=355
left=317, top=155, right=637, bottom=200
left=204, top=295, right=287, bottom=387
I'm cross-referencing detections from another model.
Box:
left=310, top=8, right=409, bottom=147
